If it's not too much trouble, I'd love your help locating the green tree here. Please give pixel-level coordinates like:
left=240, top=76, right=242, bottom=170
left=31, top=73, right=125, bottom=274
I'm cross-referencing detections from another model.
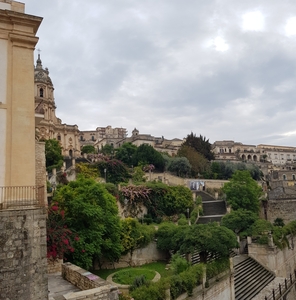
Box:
left=120, top=218, right=155, bottom=259
left=96, top=158, right=131, bottom=184
left=156, top=222, right=185, bottom=253
left=178, top=145, right=209, bottom=176
left=115, top=142, right=137, bottom=167
left=132, top=166, right=146, bottom=183
left=53, top=176, right=122, bottom=269
left=183, top=133, right=214, bottom=161
left=180, top=223, right=238, bottom=263
left=81, top=145, right=96, bottom=154
left=221, top=209, right=258, bottom=236
left=168, top=157, right=192, bottom=177
left=133, top=144, right=165, bottom=171
left=76, top=162, right=98, bottom=179
left=163, top=185, right=194, bottom=216
left=45, top=139, right=63, bottom=171
left=99, top=144, right=114, bottom=156
left=222, top=170, right=263, bottom=213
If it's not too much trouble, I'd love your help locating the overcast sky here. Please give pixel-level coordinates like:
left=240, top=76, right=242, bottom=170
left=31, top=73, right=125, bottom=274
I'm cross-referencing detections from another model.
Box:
left=24, top=0, right=296, bottom=146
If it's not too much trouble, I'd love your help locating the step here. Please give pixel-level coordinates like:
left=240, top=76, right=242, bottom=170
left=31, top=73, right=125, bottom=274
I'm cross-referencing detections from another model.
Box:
left=234, top=257, right=275, bottom=300
left=202, top=202, right=226, bottom=215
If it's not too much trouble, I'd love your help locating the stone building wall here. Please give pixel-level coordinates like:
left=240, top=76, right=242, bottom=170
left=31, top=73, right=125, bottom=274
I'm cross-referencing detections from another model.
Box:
left=266, top=184, right=296, bottom=223
left=0, top=208, right=48, bottom=300
left=35, top=141, right=47, bottom=206
left=266, top=199, right=296, bottom=224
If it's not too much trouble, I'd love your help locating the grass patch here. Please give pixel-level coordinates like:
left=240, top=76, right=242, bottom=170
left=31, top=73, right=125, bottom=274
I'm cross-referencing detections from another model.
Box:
left=112, top=269, right=155, bottom=285
left=93, top=261, right=172, bottom=280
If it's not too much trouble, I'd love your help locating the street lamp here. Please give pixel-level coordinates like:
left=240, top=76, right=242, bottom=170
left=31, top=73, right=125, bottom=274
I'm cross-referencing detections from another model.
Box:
left=104, top=168, right=107, bottom=182
left=186, top=208, right=190, bottom=225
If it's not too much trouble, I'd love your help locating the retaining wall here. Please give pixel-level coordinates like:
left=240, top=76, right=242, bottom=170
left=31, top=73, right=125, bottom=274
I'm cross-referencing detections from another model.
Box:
left=59, top=262, right=119, bottom=300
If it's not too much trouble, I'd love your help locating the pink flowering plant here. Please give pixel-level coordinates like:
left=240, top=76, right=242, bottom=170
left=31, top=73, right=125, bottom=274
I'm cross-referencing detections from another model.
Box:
left=143, top=164, right=155, bottom=172
left=47, top=202, right=77, bottom=260
left=119, top=185, right=152, bottom=217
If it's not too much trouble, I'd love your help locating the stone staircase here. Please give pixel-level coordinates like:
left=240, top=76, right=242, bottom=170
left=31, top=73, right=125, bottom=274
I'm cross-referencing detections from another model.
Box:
left=196, top=191, right=227, bottom=224
left=234, top=255, right=275, bottom=300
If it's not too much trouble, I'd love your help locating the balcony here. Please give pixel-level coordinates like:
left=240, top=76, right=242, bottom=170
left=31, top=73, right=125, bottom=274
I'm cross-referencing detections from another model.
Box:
left=0, top=186, right=45, bottom=210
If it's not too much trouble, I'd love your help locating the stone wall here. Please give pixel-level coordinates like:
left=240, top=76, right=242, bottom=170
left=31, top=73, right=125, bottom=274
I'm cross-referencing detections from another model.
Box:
left=0, top=208, right=48, bottom=300
left=60, top=263, right=118, bottom=300
left=176, top=270, right=235, bottom=300
left=248, top=236, right=296, bottom=278
left=97, top=241, right=167, bottom=269
left=266, top=199, right=296, bottom=224
left=148, top=172, right=228, bottom=189
left=35, top=141, right=47, bottom=206
left=48, top=258, right=63, bottom=274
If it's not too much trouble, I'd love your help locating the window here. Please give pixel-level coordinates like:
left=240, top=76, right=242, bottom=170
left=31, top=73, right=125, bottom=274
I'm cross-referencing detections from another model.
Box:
left=293, top=174, right=296, bottom=181
left=57, top=135, right=61, bottom=141
left=91, top=136, right=95, bottom=141
left=283, top=174, right=287, bottom=180
left=40, top=88, right=43, bottom=97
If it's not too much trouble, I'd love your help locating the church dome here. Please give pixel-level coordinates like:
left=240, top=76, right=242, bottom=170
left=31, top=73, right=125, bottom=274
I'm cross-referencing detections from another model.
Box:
left=34, top=54, right=53, bottom=86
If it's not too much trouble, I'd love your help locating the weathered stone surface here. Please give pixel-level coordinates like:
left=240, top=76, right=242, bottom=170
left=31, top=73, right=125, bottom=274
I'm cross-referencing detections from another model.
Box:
left=0, top=208, right=48, bottom=300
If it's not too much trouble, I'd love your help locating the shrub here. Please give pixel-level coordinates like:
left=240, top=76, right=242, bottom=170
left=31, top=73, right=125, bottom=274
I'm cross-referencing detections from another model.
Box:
left=130, top=280, right=167, bottom=300
left=206, top=258, right=230, bottom=280
left=129, top=275, right=147, bottom=292
left=170, top=254, right=190, bottom=275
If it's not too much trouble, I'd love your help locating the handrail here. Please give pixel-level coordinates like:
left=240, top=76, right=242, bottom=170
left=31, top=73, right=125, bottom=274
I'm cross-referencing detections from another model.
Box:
left=0, top=186, right=45, bottom=210
left=265, top=270, right=296, bottom=300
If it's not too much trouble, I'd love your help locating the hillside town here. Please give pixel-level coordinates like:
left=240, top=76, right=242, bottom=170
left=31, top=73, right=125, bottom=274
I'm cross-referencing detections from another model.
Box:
left=2, top=1, right=296, bottom=300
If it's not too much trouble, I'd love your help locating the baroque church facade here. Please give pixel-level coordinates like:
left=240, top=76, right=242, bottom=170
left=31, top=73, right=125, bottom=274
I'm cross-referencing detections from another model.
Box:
left=34, top=54, right=80, bottom=157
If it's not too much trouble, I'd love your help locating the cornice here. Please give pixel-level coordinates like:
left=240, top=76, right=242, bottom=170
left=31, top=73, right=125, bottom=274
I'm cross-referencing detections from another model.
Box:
left=0, top=9, right=42, bottom=36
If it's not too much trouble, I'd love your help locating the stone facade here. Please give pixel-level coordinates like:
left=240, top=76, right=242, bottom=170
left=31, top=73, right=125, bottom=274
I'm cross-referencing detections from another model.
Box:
left=213, top=140, right=296, bottom=168
left=34, top=55, right=80, bottom=158
left=0, top=0, right=42, bottom=187
left=0, top=208, right=48, bottom=300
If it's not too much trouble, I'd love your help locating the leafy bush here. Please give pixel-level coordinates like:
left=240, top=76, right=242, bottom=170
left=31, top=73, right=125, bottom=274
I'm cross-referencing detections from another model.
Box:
left=206, top=258, right=230, bottom=280
left=178, top=218, right=188, bottom=226
left=129, top=275, right=147, bottom=292
left=170, top=254, right=190, bottom=275
left=169, top=275, right=184, bottom=299
left=130, top=279, right=168, bottom=300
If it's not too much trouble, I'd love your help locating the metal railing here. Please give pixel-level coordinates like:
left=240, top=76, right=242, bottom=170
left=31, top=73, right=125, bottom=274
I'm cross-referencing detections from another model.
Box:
left=0, top=186, right=45, bottom=210
left=265, top=270, right=296, bottom=300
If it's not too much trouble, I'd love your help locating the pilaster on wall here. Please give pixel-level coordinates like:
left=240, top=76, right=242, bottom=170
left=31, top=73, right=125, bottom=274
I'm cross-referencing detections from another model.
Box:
left=0, top=8, right=42, bottom=187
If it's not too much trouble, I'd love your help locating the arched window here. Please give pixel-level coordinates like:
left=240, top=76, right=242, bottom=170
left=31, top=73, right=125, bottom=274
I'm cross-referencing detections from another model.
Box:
left=57, top=135, right=61, bottom=141
left=293, top=174, right=296, bottom=181
left=283, top=174, right=287, bottom=181
left=40, top=88, right=44, bottom=97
